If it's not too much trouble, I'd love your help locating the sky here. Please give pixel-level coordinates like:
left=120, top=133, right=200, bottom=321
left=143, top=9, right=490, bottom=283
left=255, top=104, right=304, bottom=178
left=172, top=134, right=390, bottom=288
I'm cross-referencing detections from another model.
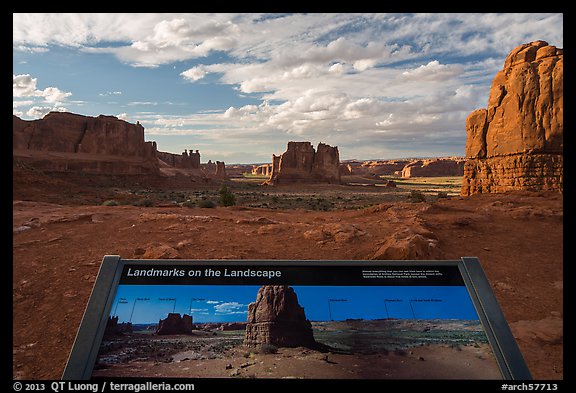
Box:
left=13, top=13, right=563, bottom=164
left=111, top=285, right=480, bottom=324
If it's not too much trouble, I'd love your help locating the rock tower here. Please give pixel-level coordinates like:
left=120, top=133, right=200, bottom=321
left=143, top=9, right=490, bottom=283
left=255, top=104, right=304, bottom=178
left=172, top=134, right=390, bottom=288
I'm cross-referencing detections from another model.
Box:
left=461, top=41, right=563, bottom=195
left=244, top=285, right=316, bottom=348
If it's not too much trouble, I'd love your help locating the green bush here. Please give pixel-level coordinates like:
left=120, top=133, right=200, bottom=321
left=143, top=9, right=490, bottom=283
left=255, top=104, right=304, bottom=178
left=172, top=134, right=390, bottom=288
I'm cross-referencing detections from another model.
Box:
left=198, top=199, right=216, bottom=208
left=409, top=190, right=426, bottom=203
left=219, top=185, right=236, bottom=207
left=437, top=191, right=449, bottom=198
left=258, top=344, right=278, bottom=354
left=181, top=200, right=195, bottom=208
left=102, top=200, right=119, bottom=206
left=133, top=198, right=154, bottom=207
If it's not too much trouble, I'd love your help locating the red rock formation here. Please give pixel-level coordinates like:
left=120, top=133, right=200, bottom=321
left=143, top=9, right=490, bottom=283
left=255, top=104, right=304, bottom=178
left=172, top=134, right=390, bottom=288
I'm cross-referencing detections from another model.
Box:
left=360, top=160, right=409, bottom=176
left=244, top=285, right=316, bottom=348
left=267, top=142, right=341, bottom=184
left=401, top=158, right=465, bottom=178
left=157, top=149, right=200, bottom=169
left=252, top=164, right=273, bottom=176
left=215, top=161, right=227, bottom=179
left=156, top=313, right=193, bottom=335
left=462, top=41, right=563, bottom=195
left=104, top=316, right=132, bottom=337
left=13, top=112, right=159, bottom=175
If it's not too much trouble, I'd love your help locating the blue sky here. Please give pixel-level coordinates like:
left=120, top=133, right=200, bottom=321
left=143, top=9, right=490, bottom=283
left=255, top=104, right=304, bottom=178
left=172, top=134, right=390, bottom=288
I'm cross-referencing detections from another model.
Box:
left=111, top=285, right=480, bottom=324
left=13, top=13, right=563, bottom=163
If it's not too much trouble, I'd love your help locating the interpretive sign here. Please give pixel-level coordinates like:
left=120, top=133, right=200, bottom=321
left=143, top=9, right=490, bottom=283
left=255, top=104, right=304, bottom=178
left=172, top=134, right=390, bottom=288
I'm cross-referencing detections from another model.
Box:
left=63, top=256, right=531, bottom=380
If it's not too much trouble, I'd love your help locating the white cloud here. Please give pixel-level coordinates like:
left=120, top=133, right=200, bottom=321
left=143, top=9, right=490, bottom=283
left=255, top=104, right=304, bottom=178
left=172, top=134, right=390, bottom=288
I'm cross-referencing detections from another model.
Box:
left=99, top=91, right=122, bottom=96
left=39, top=86, right=72, bottom=103
left=26, top=106, right=68, bottom=119
left=401, top=60, right=464, bottom=82
left=181, top=65, right=208, bottom=81
left=13, top=74, right=72, bottom=119
left=116, top=113, right=129, bottom=120
left=214, top=301, right=247, bottom=315
left=13, top=74, right=38, bottom=97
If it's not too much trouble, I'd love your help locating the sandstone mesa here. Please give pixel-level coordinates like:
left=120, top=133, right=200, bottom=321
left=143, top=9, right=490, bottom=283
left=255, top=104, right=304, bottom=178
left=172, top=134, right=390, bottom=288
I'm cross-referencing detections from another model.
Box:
left=13, top=112, right=227, bottom=180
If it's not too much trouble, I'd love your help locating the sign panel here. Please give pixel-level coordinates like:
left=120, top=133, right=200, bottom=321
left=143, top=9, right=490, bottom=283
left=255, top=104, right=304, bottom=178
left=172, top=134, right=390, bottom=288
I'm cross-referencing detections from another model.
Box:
left=63, top=256, right=531, bottom=380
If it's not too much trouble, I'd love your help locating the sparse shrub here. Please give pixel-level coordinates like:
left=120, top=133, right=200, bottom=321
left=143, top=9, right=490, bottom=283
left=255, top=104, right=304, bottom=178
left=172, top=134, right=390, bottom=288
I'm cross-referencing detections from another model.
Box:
left=198, top=199, right=216, bottom=208
left=181, top=200, right=195, bottom=208
left=259, top=344, right=278, bottom=354
left=437, top=191, right=449, bottom=198
left=102, top=200, right=119, bottom=206
left=409, top=190, right=426, bottom=203
left=271, top=195, right=279, bottom=203
left=219, top=185, right=236, bottom=207
left=133, top=198, right=154, bottom=207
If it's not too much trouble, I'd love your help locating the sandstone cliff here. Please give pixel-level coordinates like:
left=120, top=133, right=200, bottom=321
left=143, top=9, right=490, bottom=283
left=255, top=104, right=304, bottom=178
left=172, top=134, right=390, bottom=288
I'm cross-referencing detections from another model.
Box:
left=157, top=149, right=200, bottom=169
left=462, top=41, right=563, bottom=195
left=244, top=285, right=316, bottom=348
left=267, top=142, right=341, bottom=184
left=402, top=158, right=465, bottom=178
left=13, top=112, right=159, bottom=175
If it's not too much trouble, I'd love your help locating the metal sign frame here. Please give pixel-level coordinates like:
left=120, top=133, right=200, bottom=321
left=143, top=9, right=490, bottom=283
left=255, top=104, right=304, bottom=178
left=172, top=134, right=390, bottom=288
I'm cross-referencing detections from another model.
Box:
left=62, top=256, right=531, bottom=380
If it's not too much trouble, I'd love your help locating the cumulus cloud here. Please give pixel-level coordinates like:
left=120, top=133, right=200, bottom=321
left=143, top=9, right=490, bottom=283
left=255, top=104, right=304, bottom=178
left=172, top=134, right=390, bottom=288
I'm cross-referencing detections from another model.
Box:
left=26, top=106, right=68, bottom=118
left=13, top=74, right=38, bottom=97
left=181, top=65, right=208, bottom=81
left=401, top=60, right=464, bottom=81
left=13, top=74, right=72, bottom=103
left=13, top=74, right=72, bottom=119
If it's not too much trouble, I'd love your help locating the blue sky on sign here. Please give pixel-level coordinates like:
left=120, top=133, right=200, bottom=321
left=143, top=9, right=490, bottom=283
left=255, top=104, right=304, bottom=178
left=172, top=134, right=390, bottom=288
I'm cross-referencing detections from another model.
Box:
left=111, top=285, right=479, bottom=324
left=13, top=13, right=563, bottom=163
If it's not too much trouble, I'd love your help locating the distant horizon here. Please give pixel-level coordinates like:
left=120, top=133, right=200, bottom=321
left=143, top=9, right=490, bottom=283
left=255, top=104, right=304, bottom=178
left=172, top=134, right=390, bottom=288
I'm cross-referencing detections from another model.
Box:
left=13, top=13, right=562, bottom=163
left=14, top=109, right=467, bottom=165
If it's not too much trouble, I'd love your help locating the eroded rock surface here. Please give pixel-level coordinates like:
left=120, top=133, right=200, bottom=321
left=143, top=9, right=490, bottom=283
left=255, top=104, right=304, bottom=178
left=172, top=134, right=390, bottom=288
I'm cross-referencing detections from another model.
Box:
left=267, top=142, right=340, bottom=184
left=462, top=41, right=563, bottom=195
left=244, top=286, right=316, bottom=348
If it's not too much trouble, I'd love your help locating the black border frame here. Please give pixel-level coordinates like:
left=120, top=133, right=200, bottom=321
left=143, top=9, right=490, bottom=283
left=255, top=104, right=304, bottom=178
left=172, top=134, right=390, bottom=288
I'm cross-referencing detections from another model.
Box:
left=62, top=255, right=532, bottom=380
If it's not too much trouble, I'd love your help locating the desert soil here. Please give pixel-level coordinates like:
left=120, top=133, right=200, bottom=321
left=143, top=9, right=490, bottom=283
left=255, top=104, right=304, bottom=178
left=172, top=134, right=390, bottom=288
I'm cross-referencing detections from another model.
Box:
left=12, top=172, right=563, bottom=380
left=92, top=343, right=501, bottom=379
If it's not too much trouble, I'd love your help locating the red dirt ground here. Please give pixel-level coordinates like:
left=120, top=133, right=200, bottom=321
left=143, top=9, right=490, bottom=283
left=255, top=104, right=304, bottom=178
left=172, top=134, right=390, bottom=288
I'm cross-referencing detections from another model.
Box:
left=12, top=172, right=563, bottom=380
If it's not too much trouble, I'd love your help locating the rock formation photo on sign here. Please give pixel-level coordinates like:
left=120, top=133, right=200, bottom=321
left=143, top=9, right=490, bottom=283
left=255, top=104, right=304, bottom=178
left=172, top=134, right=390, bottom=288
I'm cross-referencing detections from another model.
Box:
left=462, top=41, right=563, bottom=195
left=156, top=313, right=194, bottom=335
left=266, top=142, right=341, bottom=185
left=244, top=285, right=317, bottom=348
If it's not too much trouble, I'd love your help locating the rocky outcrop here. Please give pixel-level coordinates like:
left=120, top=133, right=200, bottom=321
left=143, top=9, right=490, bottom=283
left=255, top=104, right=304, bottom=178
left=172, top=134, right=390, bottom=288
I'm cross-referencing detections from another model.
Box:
left=215, top=161, right=227, bottom=179
left=157, top=149, right=200, bottom=169
left=358, top=160, right=410, bottom=176
left=156, top=313, right=193, bottom=335
left=402, top=158, right=465, bottom=178
left=252, top=164, right=273, bottom=176
left=462, top=41, right=563, bottom=195
left=244, top=285, right=316, bottom=348
left=201, top=160, right=227, bottom=179
left=267, top=142, right=340, bottom=184
left=13, top=112, right=159, bottom=175
left=104, top=316, right=132, bottom=337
